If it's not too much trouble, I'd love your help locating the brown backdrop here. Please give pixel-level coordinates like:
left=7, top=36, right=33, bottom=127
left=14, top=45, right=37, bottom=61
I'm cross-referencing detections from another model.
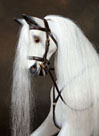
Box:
left=0, top=0, right=99, bottom=135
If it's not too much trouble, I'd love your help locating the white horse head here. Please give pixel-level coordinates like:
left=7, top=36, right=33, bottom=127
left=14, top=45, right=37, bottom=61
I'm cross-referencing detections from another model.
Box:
left=19, top=15, right=57, bottom=76
left=12, top=14, right=99, bottom=136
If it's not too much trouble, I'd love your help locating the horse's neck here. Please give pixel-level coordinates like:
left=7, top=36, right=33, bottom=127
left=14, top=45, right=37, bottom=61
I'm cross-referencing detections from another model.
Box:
left=54, top=52, right=65, bottom=88
left=52, top=17, right=99, bottom=89
left=54, top=43, right=99, bottom=89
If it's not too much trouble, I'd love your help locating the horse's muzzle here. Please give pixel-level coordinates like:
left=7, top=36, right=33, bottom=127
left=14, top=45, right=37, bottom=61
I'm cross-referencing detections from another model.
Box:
left=29, top=63, right=48, bottom=76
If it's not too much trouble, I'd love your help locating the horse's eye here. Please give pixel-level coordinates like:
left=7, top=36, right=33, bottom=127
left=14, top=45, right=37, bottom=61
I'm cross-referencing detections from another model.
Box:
left=34, top=36, right=41, bottom=43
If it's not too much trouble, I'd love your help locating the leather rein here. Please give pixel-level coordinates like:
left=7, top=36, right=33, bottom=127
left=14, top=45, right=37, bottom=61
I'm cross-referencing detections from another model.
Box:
left=28, top=18, right=65, bottom=129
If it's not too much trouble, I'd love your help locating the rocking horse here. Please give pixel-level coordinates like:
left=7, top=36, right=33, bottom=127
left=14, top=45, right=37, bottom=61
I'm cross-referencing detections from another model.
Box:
left=11, top=14, right=99, bottom=136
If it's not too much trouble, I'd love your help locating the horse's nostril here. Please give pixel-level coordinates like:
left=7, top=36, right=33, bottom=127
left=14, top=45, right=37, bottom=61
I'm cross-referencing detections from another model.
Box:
left=29, top=63, right=37, bottom=75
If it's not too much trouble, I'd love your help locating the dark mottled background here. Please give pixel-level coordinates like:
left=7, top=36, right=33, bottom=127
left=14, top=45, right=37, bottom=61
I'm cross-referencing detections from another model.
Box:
left=0, top=0, right=99, bottom=135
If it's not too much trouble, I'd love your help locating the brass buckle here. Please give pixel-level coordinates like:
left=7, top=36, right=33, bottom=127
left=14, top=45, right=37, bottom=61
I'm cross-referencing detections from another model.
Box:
left=39, top=63, right=46, bottom=69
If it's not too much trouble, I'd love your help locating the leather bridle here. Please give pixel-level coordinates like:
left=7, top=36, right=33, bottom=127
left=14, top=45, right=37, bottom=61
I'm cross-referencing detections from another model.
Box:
left=27, top=17, right=65, bottom=128
left=27, top=17, right=93, bottom=128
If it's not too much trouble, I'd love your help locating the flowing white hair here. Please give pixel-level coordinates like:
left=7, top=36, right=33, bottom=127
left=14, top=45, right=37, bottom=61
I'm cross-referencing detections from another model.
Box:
left=45, top=15, right=99, bottom=136
left=11, top=20, right=33, bottom=136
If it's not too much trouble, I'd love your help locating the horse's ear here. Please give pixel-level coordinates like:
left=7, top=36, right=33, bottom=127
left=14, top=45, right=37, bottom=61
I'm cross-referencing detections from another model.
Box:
left=14, top=18, right=23, bottom=25
left=14, top=18, right=27, bottom=26
left=22, top=14, right=44, bottom=28
left=22, top=14, right=39, bottom=27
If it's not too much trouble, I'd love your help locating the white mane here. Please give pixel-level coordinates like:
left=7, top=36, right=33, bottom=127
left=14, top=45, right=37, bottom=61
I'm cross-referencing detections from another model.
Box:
left=11, top=21, right=33, bottom=136
left=45, top=15, right=99, bottom=136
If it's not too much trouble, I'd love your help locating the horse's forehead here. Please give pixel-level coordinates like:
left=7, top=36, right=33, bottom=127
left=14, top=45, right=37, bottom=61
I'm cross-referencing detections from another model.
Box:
left=30, top=29, right=45, bottom=37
